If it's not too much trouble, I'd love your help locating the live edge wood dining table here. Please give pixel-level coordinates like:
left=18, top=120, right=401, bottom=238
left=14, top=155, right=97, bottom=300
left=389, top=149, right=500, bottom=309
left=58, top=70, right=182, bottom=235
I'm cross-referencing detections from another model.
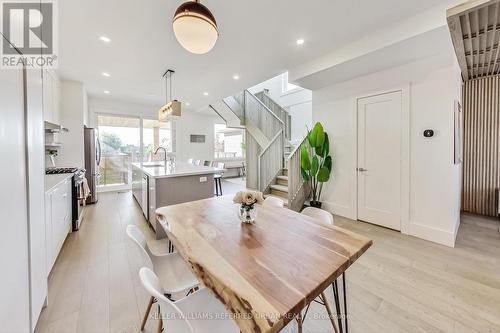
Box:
left=156, top=195, right=372, bottom=333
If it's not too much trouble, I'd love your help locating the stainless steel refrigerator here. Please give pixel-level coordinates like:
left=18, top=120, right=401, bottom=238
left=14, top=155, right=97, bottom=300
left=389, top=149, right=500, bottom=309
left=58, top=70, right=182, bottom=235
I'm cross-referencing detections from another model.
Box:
left=84, top=126, right=101, bottom=204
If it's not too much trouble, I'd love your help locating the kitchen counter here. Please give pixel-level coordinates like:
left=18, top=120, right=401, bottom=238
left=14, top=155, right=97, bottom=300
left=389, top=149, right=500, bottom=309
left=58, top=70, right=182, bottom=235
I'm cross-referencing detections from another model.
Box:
left=45, top=173, right=73, bottom=192
left=132, top=162, right=221, bottom=179
left=132, top=162, right=220, bottom=238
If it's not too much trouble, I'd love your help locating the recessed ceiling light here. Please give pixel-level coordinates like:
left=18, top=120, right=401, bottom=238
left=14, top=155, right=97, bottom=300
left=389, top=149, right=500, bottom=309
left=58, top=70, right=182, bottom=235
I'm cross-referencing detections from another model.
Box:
left=233, top=74, right=239, bottom=80
left=102, top=72, right=110, bottom=77
left=185, top=102, right=191, bottom=106
left=104, top=90, right=110, bottom=94
left=99, top=36, right=111, bottom=43
left=147, top=93, right=156, bottom=97
left=203, top=92, right=209, bottom=96
left=296, top=39, right=305, bottom=45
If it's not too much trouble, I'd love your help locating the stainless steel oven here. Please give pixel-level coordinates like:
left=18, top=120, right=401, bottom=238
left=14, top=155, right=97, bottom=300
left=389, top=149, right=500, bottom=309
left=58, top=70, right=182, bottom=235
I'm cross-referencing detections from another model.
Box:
left=46, top=167, right=86, bottom=231
left=72, top=169, right=86, bottom=231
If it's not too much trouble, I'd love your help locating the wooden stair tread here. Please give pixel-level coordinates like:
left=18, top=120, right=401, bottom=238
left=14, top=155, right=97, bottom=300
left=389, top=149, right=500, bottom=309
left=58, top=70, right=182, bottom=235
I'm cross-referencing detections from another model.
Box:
left=276, top=175, right=288, bottom=181
left=270, top=184, right=288, bottom=192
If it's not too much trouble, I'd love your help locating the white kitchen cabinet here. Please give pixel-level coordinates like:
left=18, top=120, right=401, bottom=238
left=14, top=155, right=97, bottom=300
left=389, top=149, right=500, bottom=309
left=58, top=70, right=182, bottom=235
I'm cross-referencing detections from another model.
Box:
left=42, top=69, right=61, bottom=124
left=45, top=178, right=72, bottom=273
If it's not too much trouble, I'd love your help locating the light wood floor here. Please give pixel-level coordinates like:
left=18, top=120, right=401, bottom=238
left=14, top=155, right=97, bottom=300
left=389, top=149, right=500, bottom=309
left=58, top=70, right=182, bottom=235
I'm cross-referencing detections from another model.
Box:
left=35, top=192, right=500, bottom=333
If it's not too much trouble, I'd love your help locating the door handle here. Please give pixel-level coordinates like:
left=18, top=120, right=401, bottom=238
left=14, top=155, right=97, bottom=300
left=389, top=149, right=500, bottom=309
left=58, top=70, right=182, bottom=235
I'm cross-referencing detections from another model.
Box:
left=357, top=168, right=367, bottom=172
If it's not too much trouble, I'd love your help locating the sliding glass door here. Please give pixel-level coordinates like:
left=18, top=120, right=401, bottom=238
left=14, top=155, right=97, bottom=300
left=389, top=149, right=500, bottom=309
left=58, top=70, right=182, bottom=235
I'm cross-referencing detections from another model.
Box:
left=97, top=115, right=140, bottom=190
left=96, top=114, right=175, bottom=191
left=142, top=119, right=174, bottom=162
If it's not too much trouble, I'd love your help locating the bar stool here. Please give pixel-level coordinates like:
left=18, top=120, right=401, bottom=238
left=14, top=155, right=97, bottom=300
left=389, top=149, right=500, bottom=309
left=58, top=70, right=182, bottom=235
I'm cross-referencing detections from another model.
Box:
left=203, top=160, right=211, bottom=166
left=214, top=162, right=224, bottom=196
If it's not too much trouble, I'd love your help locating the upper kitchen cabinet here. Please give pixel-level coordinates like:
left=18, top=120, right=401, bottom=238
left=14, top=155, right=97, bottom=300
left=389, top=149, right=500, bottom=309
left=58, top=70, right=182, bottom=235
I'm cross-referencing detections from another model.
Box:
left=42, top=69, right=61, bottom=124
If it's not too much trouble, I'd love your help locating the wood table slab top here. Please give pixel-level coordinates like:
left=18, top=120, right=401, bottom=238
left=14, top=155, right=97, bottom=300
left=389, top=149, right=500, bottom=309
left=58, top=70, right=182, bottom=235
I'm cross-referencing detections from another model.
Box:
left=156, top=195, right=372, bottom=333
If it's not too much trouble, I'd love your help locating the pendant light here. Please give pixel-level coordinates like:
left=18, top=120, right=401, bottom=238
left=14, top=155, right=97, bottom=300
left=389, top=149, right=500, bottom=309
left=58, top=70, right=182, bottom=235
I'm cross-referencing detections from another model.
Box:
left=173, top=0, right=218, bottom=54
left=158, top=69, right=181, bottom=122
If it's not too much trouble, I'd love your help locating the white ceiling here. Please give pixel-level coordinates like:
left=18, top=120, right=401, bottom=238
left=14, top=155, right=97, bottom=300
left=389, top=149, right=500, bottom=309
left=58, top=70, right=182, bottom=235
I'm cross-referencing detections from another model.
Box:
left=58, top=0, right=447, bottom=110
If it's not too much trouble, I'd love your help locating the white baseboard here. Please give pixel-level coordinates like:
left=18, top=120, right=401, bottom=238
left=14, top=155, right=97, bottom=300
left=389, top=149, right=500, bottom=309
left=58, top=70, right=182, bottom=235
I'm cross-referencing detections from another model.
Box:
left=408, top=222, right=457, bottom=247
left=322, top=201, right=356, bottom=220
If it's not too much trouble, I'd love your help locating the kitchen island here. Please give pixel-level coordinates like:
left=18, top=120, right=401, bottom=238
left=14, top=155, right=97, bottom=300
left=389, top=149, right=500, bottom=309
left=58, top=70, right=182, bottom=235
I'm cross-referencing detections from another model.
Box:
left=131, top=162, right=220, bottom=238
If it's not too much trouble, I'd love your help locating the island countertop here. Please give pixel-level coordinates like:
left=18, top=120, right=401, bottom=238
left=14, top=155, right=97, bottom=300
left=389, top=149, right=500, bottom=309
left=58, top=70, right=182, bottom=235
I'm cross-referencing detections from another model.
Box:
left=132, top=162, right=221, bottom=179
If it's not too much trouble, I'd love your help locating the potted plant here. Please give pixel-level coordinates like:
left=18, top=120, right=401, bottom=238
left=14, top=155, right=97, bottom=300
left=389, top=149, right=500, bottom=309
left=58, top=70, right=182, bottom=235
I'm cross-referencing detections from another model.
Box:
left=300, top=122, right=332, bottom=208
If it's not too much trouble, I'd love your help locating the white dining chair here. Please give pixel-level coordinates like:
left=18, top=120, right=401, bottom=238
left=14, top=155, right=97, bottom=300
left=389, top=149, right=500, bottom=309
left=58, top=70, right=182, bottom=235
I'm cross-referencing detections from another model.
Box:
left=193, top=159, right=201, bottom=166
left=299, top=207, right=338, bottom=333
left=263, top=196, right=285, bottom=208
left=301, top=207, right=334, bottom=225
left=187, top=158, right=194, bottom=164
left=139, top=267, right=240, bottom=333
left=126, top=225, right=201, bottom=330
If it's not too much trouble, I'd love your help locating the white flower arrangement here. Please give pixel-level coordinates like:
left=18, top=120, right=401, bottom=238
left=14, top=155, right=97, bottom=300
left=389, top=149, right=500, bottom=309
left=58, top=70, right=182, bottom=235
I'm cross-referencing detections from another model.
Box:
left=233, top=191, right=264, bottom=223
left=233, top=191, right=264, bottom=207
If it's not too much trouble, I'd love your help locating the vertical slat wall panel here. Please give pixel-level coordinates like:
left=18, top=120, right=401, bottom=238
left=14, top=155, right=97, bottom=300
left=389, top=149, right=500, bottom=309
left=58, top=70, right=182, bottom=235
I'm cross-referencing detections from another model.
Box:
left=462, top=75, right=500, bottom=216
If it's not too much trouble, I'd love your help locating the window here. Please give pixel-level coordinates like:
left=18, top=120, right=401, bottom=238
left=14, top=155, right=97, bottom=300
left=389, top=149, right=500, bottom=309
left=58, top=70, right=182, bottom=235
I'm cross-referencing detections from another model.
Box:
left=214, top=123, right=244, bottom=159
left=142, top=119, right=174, bottom=162
left=282, top=71, right=300, bottom=93
left=97, top=115, right=140, bottom=188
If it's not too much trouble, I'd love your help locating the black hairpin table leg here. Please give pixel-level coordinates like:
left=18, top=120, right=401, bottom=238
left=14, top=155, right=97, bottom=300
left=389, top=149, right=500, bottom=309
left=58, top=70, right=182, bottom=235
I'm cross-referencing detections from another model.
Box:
left=332, top=272, right=348, bottom=333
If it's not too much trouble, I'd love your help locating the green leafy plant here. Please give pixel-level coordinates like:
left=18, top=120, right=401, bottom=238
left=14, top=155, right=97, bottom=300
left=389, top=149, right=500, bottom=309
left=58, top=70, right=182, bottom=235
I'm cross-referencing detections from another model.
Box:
left=300, top=122, right=332, bottom=205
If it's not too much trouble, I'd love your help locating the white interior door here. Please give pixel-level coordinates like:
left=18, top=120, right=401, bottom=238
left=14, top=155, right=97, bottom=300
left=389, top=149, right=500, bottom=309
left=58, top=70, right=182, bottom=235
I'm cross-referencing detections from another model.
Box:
left=357, top=91, right=402, bottom=230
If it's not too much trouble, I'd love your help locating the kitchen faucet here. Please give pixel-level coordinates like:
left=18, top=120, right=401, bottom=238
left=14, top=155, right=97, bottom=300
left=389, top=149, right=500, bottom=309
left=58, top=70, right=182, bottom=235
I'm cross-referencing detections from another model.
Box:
left=154, top=146, right=168, bottom=167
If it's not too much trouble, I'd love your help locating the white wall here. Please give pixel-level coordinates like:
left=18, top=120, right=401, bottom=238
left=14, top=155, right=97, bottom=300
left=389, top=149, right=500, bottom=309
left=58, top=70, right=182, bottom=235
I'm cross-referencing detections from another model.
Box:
left=58, top=80, right=88, bottom=168
left=249, top=73, right=312, bottom=143
left=313, top=53, right=462, bottom=247
left=174, top=112, right=221, bottom=162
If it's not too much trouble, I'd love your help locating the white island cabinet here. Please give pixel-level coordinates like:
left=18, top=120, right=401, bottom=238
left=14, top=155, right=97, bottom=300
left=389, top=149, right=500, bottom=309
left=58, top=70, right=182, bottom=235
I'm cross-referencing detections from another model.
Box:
left=45, top=175, right=72, bottom=274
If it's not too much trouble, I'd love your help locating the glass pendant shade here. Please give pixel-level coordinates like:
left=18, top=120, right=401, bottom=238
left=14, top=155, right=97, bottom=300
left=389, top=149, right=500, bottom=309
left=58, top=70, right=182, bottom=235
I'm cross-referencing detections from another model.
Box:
left=173, top=1, right=218, bottom=54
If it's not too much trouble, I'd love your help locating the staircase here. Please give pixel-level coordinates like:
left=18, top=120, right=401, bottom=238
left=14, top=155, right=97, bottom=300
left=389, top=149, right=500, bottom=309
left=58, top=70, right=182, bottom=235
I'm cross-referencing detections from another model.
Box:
left=210, top=90, right=309, bottom=211
left=265, top=169, right=290, bottom=207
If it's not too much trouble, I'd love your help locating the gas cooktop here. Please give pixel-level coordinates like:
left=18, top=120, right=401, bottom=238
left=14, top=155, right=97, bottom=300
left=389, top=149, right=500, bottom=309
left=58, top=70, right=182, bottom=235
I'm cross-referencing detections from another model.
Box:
left=45, top=167, right=79, bottom=174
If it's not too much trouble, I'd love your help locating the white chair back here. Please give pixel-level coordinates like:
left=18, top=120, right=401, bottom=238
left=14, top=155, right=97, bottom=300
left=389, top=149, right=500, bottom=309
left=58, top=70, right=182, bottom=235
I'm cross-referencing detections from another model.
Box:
left=139, top=267, right=194, bottom=333
left=126, top=225, right=154, bottom=269
left=263, top=196, right=285, bottom=208
left=187, top=158, right=193, bottom=164
left=193, top=160, right=201, bottom=166
left=301, top=207, right=334, bottom=225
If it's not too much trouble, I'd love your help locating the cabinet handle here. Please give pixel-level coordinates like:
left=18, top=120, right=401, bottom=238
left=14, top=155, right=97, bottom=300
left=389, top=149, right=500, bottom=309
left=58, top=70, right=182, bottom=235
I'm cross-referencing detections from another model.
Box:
left=62, top=194, right=68, bottom=198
